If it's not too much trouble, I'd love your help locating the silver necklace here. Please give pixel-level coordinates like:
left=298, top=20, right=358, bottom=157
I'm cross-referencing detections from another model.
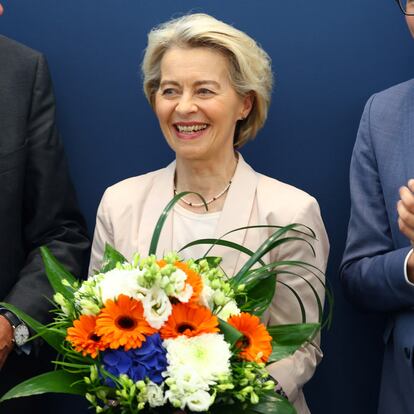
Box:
left=174, top=180, right=232, bottom=207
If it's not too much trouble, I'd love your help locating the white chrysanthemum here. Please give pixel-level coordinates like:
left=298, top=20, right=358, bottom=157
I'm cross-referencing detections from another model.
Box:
left=147, top=382, right=165, bottom=408
left=198, top=284, right=214, bottom=309
left=216, top=300, right=240, bottom=321
left=164, top=333, right=231, bottom=384
left=141, top=286, right=172, bottom=329
left=186, top=390, right=214, bottom=412
left=98, top=268, right=146, bottom=303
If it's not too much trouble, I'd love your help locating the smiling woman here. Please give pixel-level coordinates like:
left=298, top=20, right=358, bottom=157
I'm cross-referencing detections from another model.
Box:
left=88, top=13, right=329, bottom=414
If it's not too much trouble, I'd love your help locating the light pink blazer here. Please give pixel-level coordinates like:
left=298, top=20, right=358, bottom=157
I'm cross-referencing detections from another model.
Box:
left=89, top=154, right=329, bottom=414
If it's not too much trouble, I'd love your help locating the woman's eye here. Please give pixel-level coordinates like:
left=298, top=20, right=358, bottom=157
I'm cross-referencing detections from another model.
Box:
left=197, top=88, right=214, bottom=96
left=161, top=88, right=177, bottom=96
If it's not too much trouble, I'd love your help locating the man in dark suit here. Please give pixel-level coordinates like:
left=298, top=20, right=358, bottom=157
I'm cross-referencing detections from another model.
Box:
left=0, top=5, right=90, bottom=412
left=341, top=1, right=414, bottom=413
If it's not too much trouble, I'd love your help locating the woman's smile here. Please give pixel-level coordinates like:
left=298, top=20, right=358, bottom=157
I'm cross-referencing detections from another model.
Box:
left=173, top=122, right=210, bottom=140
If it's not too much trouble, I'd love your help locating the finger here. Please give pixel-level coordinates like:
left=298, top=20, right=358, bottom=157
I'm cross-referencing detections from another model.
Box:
left=399, top=186, right=414, bottom=213
left=0, top=4, right=3, bottom=16
left=408, top=179, right=414, bottom=193
left=397, top=200, right=414, bottom=228
left=398, top=217, right=414, bottom=241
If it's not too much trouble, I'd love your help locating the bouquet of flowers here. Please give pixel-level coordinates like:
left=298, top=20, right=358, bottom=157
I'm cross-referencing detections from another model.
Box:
left=0, top=194, right=329, bottom=413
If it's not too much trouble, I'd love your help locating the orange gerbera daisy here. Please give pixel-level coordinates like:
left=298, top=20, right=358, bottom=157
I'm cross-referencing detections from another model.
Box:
left=228, top=313, right=272, bottom=363
left=160, top=302, right=219, bottom=339
left=158, top=260, right=203, bottom=305
left=174, top=261, right=203, bottom=305
left=95, top=294, right=156, bottom=351
left=66, top=314, right=106, bottom=358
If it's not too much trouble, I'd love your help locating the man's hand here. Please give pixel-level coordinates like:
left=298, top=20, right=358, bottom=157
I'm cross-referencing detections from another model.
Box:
left=398, top=180, right=414, bottom=240
left=0, top=4, right=3, bottom=16
left=398, top=179, right=414, bottom=282
left=0, top=315, right=13, bottom=369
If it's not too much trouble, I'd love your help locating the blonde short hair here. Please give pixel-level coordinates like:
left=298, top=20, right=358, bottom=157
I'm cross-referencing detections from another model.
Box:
left=141, top=13, right=273, bottom=148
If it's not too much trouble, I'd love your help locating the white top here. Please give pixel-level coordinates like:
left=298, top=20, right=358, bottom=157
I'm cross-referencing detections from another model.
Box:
left=172, top=203, right=220, bottom=260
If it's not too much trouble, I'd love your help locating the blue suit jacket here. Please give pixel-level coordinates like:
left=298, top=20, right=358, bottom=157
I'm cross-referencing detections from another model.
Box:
left=341, top=79, right=414, bottom=413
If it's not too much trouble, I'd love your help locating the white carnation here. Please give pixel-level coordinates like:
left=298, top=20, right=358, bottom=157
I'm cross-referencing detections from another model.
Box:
left=216, top=300, right=240, bottom=321
left=141, top=287, right=172, bottom=329
left=98, top=268, right=146, bottom=303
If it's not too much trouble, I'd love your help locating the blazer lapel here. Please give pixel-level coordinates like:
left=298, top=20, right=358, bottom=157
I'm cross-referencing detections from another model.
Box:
left=212, top=153, right=259, bottom=276
left=137, top=161, right=175, bottom=256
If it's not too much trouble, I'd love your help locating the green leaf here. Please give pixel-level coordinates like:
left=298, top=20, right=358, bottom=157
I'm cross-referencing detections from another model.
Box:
left=267, top=323, right=320, bottom=363
left=210, top=392, right=296, bottom=414
left=0, top=302, right=65, bottom=353
left=194, top=256, right=222, bottom=267
left=233, top=224, right=316, bottom=285
left=100, top=243, right=127, bottom=273
left=276, top=281, right=306, bottom=323
left=201, top=224, right=314, bottom=262
left=179, top=238, right=266, bottom=267
left=237, top=269, right=276, bottom=316
left=40, top=246, right=76, bottom=300
left=149, top=191, right=207, bottom=256
left=234, top=259, right=326, bottom=322
left=0, top=370, right=86, bottom=401
left=218, top=318, right=243, bottom=346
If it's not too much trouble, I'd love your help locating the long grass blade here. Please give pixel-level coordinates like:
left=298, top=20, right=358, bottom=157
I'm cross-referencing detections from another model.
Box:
left=179, top=238, right=266, bottom=266
left=149, top=191, right=207, bottom=255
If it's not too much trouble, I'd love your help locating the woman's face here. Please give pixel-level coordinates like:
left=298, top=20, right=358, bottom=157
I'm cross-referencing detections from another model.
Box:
left=154, top=47, right=252, bottom=162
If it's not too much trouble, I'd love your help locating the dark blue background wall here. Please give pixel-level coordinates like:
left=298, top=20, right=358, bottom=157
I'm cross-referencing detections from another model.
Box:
left=2, top=1, right=414, bottom=412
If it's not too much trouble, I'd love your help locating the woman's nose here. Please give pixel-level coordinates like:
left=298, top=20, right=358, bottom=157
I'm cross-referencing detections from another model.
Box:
left=175, top=93, right=197, bottom=115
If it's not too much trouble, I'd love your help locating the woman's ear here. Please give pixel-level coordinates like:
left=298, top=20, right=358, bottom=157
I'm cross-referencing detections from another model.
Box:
left=241, top=92, right=254, bottom=119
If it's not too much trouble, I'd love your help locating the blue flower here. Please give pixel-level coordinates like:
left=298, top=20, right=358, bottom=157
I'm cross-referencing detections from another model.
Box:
left=102, top=333, right=167, bottom=387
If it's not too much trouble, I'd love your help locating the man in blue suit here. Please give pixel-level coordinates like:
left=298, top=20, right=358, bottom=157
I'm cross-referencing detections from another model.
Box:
left=341, top=1, right=414, bottom=413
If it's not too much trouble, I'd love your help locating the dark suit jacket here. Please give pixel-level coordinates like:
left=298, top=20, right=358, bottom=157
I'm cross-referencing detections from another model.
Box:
left=340, top=79, right=414, bottom=414
left=0, top=35, right=90, bottom=412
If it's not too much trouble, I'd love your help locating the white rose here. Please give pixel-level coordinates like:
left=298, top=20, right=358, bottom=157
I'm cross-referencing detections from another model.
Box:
left=147, top=382, right=165, bottom=408
left=186, top=390, right=214, bottom=412
left=198, top=284, right=214, bottom=309
left=142, top=287, right=172, bottom=329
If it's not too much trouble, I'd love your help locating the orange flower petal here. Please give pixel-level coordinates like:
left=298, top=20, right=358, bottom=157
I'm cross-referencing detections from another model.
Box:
left=66, top=314, right=106, bottom=358
left=160, top=302, right=219, bottom=339
left=96, top=294, right=156, bottom=351
left=174, top=261, right=203, bottom=305
left=158, top=260, right=203, bottom=305
left=228, top=313, right=272, bottom=363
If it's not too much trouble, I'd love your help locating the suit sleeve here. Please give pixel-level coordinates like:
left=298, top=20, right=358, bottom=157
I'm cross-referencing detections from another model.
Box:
left=265, top=197, right=329, bottom=403
left=4, top=54, right=90, bottom=324
left=340, top=95, right=414, bottom=312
